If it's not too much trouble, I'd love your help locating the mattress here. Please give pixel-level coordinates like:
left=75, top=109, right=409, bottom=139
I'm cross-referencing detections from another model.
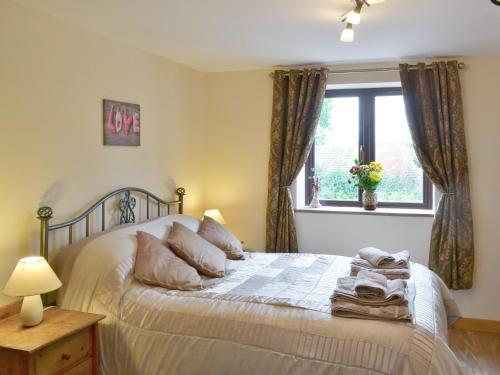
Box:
left=54, top=214, right=463, bottom=375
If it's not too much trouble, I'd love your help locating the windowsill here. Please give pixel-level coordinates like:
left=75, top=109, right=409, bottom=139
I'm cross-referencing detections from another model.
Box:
left=295, top=206, right=435, bottom=217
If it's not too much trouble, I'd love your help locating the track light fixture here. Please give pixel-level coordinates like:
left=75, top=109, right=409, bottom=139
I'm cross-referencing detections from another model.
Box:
left=340, top=0, right=385, bottom=42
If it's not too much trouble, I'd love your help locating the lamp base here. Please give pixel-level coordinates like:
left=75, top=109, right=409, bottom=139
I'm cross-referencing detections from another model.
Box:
left=20, top=295, right=43, bottom=327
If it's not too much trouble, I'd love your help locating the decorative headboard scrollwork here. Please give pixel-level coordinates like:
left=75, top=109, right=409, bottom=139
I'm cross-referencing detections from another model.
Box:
left=37, top=187, right=186, bottom=261
left=119, top=191, right=136, bottom=224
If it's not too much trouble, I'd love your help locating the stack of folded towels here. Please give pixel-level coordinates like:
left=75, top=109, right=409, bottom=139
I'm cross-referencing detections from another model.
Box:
left=331, top=247, right=412, bottom=321
left=351, top=247, right=411, bottom=280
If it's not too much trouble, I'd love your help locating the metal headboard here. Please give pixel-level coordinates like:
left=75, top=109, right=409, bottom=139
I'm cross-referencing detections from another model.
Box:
left=37, top=187, right=186, bottom=261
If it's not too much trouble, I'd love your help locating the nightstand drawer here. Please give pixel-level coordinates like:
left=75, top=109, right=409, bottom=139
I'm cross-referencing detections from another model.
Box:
left=33, top=328, right=91, bottom=375
left=64, top=358, right=93, bottom=375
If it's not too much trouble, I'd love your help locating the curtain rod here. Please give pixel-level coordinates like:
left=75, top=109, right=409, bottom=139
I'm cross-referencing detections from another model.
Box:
left=269, top=62, right=466, bottom=78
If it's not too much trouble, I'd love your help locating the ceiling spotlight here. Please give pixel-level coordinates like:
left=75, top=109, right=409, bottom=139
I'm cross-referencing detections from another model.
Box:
left=491, top=0, right=500, bottom=6
left=345, top=6, right=361, bottom=24
left=340, top=24, right=354, bottom=43
left=340, top=0, right=384, bottom=42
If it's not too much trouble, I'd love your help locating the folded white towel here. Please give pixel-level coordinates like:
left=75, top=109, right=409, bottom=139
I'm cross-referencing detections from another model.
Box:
left=358, top=247, right=410, bottom=269
left=354, top=270, right=387, bottom=300
left=331, top=301, right=412, bottom=321
left=351, top=258, right=411, bottom=280
left=331, top=276, right=407, bottom=306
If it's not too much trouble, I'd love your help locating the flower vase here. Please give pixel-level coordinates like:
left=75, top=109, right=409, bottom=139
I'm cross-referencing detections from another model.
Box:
left=362, top=190, right=377, bottom=211
left=309, top=190, right=321, bottom=208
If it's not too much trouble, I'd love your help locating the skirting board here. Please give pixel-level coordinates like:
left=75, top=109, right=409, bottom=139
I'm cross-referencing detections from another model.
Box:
left=452, top=318, right=500, bottom=334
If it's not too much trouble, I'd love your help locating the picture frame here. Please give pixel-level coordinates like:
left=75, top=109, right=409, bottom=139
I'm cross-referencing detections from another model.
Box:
left=103, top=99, right=140, bottom=146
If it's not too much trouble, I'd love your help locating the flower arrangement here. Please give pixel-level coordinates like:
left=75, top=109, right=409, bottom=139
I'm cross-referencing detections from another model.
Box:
left=348, top=160, right=384, bottom=192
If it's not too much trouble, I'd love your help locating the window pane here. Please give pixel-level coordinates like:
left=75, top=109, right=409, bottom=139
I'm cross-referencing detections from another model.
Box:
left=375, top=95, right=423, bottom=203
left=315, top=97, right=359, bottom=201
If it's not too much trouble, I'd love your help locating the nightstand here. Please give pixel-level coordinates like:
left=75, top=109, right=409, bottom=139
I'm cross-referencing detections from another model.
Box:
left=0, top=307, right=105, bottom=375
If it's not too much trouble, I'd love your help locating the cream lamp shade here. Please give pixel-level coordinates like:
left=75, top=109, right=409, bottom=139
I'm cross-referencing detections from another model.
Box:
left=3, top=256, right=61, bottom=297
left=203, top=209, right=226, bottom=225
left=3, top=256, right=62, bottom=326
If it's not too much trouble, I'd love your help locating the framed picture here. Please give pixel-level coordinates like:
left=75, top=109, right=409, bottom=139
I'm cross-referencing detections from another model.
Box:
left=103, top=99, right=140, bottom=146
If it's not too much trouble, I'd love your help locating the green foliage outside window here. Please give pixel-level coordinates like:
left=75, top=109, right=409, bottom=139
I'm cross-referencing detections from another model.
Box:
left=316, top=168, right=357, bottom=200
left=316, top=167, right=423, bottom=202
left=315, top=99, right=333, bottom=146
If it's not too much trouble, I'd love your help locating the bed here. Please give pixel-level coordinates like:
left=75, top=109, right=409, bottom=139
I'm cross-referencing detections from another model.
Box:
left=38, top=187, right=464, bottom=375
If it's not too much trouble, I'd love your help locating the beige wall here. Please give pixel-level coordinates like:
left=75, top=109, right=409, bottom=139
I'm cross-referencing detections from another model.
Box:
left=204, top=58, right=500, bottom=320
left=453, top=56, right=500, bottom=320
left=205, top=71, right=273, bottom=250
left=0, top=0, right=207, bottom=306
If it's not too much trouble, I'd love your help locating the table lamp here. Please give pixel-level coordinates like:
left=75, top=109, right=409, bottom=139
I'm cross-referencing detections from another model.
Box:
left=203, top=209, right=226, bottom=225
left=3, top=256, right=62, bottom=326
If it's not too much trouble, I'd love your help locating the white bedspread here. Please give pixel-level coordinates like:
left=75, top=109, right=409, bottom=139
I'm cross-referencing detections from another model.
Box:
left=55, top=215, right=463, bottom=375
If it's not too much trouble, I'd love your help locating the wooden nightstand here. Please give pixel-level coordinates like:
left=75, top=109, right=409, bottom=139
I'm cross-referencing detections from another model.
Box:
left=0, top=307, right=105, bottom=375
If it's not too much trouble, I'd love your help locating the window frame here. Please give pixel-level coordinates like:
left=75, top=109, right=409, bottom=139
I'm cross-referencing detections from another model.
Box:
left=305, top=87, right=433, bottom=209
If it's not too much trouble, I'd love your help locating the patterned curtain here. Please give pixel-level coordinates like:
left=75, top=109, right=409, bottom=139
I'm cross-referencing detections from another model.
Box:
left=399, top=61, right=474, bottom=289
left=266, top=68, right=328, bottom=253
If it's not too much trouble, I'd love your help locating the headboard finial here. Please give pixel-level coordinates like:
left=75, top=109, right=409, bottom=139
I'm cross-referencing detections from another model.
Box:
left=37, top=206, right=53, bottom=219
left=176, top=187, right=185, bottom=214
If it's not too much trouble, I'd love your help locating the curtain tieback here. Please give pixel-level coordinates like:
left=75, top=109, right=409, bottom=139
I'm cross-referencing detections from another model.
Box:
left=279, top=186, right=291, bottom=190
left=442, top=192, right=455, bottom=197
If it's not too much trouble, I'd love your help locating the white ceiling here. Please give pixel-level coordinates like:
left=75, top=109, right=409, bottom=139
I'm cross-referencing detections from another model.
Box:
left=12, top=0, right=500, bottom=72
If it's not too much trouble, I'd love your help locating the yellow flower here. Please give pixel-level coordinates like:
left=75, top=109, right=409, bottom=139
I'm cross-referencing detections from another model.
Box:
left=369, top=161, right=384, bottom=172
left=368, top=171, right=383, bottom=182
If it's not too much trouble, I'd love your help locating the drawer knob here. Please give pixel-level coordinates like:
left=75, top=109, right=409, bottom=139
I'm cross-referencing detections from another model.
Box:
left=61, top=353, right=72, bottom=361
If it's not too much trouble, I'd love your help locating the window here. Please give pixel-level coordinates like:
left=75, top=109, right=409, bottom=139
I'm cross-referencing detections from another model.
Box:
left=305, top=87, right=432, bottom=209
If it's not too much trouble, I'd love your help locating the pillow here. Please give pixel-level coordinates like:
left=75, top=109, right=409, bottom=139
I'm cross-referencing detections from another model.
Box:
left=161, top=214, right=201, bottom=233
left=167, top=222, right=226, bottom=278
left=134, top=231, right=203, bottom=290
left=198, top=216, right=245, bottom=260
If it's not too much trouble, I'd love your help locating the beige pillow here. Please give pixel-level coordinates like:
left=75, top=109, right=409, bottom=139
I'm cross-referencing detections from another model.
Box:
left=134, top=231, right=203, bottom=290
left=198, top=216, right=245, bottom=260
left=167, top=222, right=226, bottom=277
